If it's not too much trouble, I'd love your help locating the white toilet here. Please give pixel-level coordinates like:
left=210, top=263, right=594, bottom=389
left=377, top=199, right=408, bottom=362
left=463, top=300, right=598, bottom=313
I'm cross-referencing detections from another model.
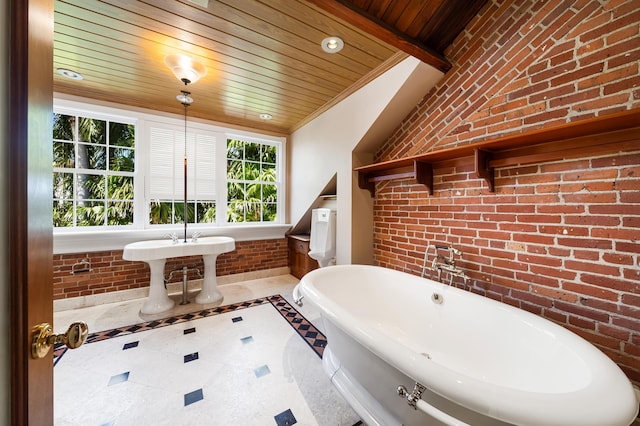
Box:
left=309, top=208, right=336, bottom=267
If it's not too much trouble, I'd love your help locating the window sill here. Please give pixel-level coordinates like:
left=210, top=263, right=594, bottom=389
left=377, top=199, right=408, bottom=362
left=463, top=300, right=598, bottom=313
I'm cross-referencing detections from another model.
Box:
left=53, top=224, right=292, bottom=255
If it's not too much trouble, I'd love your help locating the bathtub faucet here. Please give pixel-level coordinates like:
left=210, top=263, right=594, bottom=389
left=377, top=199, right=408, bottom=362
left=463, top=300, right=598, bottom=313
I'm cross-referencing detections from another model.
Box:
left=422, top=244, right=469, bottom=287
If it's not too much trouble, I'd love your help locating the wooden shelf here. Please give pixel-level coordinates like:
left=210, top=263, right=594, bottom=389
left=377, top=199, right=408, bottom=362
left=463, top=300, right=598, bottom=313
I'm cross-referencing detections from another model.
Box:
left=356, top=109, right=640, bottom=196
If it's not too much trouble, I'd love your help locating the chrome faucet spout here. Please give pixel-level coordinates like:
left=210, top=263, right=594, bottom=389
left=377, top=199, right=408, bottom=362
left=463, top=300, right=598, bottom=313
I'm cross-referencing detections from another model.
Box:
left=422, top=244, right=468, bottom=286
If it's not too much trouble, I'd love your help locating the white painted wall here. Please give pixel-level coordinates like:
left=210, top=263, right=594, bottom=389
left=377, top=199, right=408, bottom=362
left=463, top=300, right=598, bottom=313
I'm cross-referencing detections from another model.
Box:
left=289, top=56, right=443, bottom=264
left=1, top=0, right=10, bottom=421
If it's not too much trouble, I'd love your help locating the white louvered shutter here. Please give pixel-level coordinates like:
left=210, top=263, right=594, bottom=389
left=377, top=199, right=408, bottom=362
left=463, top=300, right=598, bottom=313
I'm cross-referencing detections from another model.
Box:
left=149, top=124, right=216, bottom=200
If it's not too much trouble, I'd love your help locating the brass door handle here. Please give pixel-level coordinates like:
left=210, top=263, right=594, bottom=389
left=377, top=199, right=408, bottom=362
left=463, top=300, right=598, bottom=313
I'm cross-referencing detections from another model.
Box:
left=31, top=321, right=88, bottom=359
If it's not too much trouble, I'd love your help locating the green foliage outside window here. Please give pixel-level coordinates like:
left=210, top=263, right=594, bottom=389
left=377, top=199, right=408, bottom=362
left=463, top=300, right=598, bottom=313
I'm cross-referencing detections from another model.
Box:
left=53, top=113, right=135, bottom=227
left=226, top=138, right=278, bottom=222
left=149, top=201, right=216, bottom=225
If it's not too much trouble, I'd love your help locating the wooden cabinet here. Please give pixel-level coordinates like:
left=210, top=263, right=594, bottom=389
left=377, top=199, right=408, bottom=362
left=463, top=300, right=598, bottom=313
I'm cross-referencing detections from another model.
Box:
left=288, top=235, right=318, bottom=279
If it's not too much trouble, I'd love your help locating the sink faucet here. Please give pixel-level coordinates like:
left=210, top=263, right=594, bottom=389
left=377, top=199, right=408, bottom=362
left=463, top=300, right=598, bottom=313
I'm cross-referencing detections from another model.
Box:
left=191, top=232, right=201, bottom=243
left=166, top=232, right=179, bottom=244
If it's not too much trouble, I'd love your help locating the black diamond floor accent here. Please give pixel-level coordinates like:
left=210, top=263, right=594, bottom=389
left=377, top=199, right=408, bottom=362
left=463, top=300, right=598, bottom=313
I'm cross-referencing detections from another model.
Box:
left=184, top=388, right=203, bottom=406
left=184, top=352, right=199, bottom=363
left=274, top=408, right=297, bottom=426
left=123, top=341, right=139, bottom=350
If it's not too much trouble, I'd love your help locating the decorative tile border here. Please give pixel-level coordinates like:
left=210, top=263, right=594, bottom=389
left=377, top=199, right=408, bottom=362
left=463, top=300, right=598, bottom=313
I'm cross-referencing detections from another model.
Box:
left=268, top=295, right=326, bottom=358
left=54, top=295, right=327, bottom=364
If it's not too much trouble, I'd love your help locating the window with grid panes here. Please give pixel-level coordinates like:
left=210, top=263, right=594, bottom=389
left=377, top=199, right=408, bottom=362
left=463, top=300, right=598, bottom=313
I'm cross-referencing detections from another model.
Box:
left=226, top=138, right=279, bottom=223
left=52, top=113, right=135, bottom=227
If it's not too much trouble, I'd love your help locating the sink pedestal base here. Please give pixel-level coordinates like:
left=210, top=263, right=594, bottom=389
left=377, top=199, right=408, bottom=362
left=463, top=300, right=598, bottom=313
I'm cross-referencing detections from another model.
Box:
left=195, top=254, right=224, bottom=305
left=139, top=255, right=225, bottom=315
left=123, top=236, right=235, bottom=315
left=141, top=259, right=175, bottom=315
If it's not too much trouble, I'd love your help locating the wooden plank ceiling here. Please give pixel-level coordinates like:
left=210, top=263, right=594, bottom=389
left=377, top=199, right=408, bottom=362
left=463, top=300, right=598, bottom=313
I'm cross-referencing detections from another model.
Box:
left=53, top=0, right=487, bottom=134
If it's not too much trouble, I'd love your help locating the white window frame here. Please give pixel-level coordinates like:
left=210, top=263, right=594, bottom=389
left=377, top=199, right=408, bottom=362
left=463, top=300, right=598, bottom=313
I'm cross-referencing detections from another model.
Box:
left=52, top=105, right=138, bottom=229
left=53, top=96, right=289, bottom=254
left=224, top=134, right=283, bottom=224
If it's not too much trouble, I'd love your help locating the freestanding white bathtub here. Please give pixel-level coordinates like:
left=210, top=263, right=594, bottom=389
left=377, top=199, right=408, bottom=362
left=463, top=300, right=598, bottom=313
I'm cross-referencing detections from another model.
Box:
left=296, top=265, right=639, bottom=426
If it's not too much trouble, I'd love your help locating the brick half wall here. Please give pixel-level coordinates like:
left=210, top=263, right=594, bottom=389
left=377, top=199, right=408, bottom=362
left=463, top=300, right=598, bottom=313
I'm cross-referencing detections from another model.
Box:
left=53, top=238, right=289, bottom=300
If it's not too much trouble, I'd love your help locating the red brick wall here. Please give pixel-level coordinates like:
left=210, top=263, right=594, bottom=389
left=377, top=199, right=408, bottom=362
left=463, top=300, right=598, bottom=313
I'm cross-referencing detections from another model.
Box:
left=378, top=0, right=639, bottom=160
left=53, top=239, right=288, bottom=300
left=373, top=0, right=640, bottom=386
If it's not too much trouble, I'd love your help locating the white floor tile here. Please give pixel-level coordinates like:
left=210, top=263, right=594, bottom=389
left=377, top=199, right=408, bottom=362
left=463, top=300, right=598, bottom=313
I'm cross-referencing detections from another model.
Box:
left=54, top=275, right=361, bottom=426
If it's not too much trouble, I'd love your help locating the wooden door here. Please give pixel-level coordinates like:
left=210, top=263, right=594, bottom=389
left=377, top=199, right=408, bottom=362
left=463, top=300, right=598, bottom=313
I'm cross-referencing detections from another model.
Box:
left=9, top=0, right=55, bottom=424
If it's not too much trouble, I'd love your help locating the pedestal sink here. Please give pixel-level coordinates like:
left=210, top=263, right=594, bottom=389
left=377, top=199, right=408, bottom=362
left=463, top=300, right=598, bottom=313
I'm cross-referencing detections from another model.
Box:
left=122, top=236, right=235, bottom=314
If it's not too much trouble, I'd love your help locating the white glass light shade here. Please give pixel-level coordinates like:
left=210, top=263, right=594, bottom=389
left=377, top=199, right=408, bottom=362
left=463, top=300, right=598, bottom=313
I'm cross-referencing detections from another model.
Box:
left=164, top=54, right=207, bottom=85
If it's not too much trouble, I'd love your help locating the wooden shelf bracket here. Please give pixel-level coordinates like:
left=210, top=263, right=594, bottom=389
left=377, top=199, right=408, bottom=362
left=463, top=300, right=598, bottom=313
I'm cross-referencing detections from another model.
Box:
left=474, top=148, right=494, bottom=192
left=358, top=169, right=376, bottom=197
left=414, top=160, right=433, bottom=195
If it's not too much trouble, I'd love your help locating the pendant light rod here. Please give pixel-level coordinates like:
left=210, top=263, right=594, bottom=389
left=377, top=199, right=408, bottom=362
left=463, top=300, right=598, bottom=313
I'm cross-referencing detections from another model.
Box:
left=180, top=90, right=191, bottom=243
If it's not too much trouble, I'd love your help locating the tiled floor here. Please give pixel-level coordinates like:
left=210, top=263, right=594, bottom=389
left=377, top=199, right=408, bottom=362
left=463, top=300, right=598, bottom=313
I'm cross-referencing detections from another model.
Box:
left=53, top=275, right=361, bottom=426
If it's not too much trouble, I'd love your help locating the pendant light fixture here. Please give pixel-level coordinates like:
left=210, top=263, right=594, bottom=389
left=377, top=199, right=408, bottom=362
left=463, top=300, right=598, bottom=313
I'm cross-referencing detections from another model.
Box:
left=165, top=54, right=205, bottom=242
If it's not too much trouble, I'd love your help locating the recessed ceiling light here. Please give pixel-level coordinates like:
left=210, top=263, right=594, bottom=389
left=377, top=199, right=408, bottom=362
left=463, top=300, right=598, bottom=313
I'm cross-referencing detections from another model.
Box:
left=259, top=113, right=273, bottom=120
left=321, top=36, right=344, bottom=53
left=56, top=68, right=83, bottom=80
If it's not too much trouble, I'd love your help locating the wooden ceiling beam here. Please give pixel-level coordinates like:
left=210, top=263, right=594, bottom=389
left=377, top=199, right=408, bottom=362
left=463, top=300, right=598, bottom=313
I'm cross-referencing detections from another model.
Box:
left=305, top=0, right=451, bottom=73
